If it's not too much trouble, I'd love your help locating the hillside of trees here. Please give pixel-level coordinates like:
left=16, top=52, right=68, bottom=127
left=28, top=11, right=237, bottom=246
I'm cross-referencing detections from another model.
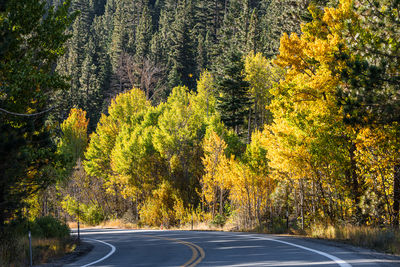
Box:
left=2, top=1, right=400, bottom=259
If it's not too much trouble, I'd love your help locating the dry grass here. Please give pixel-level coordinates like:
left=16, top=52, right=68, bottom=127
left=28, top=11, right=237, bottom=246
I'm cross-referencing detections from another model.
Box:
left=68, top=219, right=142, bottom=230
left=99, top=219, right=139, bottom=229
left=68, top=221, right=91, bottom=229
left=0, top=236, right=76, bottom=266
left=172, top=221, right=224, bottom=231
left=85, top=219, right=226, bottom=232
left=31, top=237, right=76, bottom=264
left=0, top=234, right=27, bottom=266
left=307, top=224, right=400, bottom=254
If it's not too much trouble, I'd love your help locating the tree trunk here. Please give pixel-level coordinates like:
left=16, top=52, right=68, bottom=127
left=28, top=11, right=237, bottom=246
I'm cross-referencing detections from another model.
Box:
left=294, top=185, right=298, bottom=218
left=219, top=188, right=224, bottom=216
left=348, top=142, right=363, bottom=223
left=393, top=164, right=400, bottom=228
left=135, top=196, right=139, bottom=221
left=248, top=108, right=252, bottom=144
left=312, top=181, right=316, bottom=224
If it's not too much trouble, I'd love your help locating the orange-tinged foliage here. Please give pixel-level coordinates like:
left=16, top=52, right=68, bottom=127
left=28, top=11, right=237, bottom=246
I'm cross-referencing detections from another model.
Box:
left=59, top=108, right=89, bottom=162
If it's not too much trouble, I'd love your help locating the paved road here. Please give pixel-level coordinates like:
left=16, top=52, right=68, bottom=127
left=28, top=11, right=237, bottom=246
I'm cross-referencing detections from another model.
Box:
left=66, top=229, right=400, bottom=267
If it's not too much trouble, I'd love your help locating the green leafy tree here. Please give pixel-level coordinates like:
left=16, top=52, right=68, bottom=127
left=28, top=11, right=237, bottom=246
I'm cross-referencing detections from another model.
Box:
left=153, top=86, right=206, bottom=204
left=84, top=87, right=150, bottom=216
left=244, top=52, right=283, bottom=134
left=84, top=87, right=150, bottom=180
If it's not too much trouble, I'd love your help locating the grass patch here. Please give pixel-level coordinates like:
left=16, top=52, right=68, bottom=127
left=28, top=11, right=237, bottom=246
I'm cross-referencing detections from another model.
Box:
left=0, top=233, right=76, bottom=266
left=0, top=216, right=75, bottom=266
left=245, top=221, right=400, bottom=254
left=99, top=219, right=139, bottom=229
left=307, top=224, right=400, bottom=254
left=31, top=237, right=76, bottom=265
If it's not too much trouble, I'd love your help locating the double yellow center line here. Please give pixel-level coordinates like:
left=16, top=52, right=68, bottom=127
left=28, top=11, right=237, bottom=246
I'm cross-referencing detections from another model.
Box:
left=136, top=234, right=205, bottom=267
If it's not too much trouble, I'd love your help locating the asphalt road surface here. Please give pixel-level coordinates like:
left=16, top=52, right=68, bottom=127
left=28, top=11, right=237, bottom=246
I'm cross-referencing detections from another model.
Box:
left=65, top=229, right=400, bottom=267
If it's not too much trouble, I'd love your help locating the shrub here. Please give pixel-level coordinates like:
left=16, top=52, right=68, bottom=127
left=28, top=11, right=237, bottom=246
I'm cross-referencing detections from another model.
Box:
left=211, top=214, right=226, bottom=227
left=0, top=230, right=27, bottom=266
left=0, top=217, right=71, bottom=266
left=84, top=205, right=105, bottom=226
left=61, top=195, right=105, bottom=226
left=140, top=181, right=184, bottom=227
left=33, top=216, right=70, bottom=239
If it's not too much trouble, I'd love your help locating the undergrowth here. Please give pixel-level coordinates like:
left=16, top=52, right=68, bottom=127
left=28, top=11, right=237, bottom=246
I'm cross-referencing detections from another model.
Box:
left=0, top=216, right=75, bottom=266
left=307, top=224, right=400, bottom=254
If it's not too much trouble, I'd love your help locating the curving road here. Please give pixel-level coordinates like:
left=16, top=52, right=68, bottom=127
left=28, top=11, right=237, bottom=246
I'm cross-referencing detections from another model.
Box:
left=65, top=229, right=400, bottom=267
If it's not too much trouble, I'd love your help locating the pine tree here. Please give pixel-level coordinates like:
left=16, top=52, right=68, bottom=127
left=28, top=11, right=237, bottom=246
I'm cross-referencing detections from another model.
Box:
left=215, top=49, right=251, bottom=135
left=92, top=15, right=112, bottom=115
left=0, top=0, right=76, bottom=226
left=335, top=0, right=400, bottom=227
left=135, top=5, right=153, bottom=63
left=259, top=0, right=305, bottom=57
left=167, top=0, right=197, bottom=89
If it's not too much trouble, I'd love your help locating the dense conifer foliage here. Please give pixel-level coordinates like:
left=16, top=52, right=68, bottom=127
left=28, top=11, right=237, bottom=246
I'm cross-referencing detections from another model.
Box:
left=0, top=0, right=76, bottom=227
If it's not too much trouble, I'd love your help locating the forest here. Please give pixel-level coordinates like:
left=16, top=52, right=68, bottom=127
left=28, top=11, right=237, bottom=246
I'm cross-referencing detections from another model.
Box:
left=1, top=0, right=400, bottom=263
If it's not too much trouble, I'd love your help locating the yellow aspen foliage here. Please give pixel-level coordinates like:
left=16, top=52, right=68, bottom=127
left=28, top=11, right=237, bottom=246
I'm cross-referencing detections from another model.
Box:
left=273, top=1, right=354, bottom=115
left=139, top=180, right=185, bottom=227
left=230, top=131, right=273, bottom=227
left=262, top=118, right=313, bottom=180
left=229, top=161, right=268, bottom=227
left=201, top=130, right=230, bottom=214
left=263, top=0, right=364, bottom=224
left=61, top=108, right=89, bottom=142
left=267, top=0, right=356, bottom=178
left=244, top=52, right=283, bottom=127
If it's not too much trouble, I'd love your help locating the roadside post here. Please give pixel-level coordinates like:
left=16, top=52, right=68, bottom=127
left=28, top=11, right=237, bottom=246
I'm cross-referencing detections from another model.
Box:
left=28, top=230, right=33, bottom=267
left=77, top=201, right=80, bottom=242
left=286, top=210, right=289, bottom=233
left=27, top=206, right=33, bottom=267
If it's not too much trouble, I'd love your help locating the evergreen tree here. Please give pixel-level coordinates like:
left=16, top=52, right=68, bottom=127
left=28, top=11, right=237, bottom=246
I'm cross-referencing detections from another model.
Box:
left=215, top=49, right=251, bottom=135
left=135, top=5, right=153, bottom=63
left=92, top=15, right=112, bottom=115
left=336, top=0, right=400, bottom=227
left=0, top=0, right=76, bottom=226
left=259, top=0, right=306, bottom=57
left=167, top=0, right=197, bottom=89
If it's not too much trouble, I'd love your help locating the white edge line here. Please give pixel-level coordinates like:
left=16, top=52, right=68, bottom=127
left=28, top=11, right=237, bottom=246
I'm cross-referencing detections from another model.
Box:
left=249, top=235, right=352, bottom=267
left=81, top=238, right=116, bottom=267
